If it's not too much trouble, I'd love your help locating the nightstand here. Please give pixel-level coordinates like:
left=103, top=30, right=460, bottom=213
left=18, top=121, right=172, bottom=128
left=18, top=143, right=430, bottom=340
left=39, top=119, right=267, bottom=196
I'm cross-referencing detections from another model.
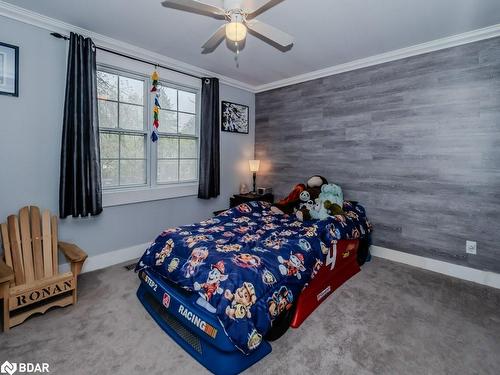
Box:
left=229, top=193, right=274, bottom=208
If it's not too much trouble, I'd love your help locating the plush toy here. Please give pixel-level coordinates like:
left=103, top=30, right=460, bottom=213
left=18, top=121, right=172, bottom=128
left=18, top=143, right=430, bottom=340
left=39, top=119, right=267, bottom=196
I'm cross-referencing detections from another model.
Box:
left=272, top=175, right=328, bottom=216
left=295, top=175, right=329, bottom=221
left=321, top=183, right=344, bottom=214
left=308, top=199, right=330, bottom=221
left=307, top=175, right=328, bottom=189
left=303, top=175, right=328, bottom=201
left=308, top=183, right=344, bottom=220
left=271, top=183, right=305, bottom=214
left=294, top=191, right=316, bottom=221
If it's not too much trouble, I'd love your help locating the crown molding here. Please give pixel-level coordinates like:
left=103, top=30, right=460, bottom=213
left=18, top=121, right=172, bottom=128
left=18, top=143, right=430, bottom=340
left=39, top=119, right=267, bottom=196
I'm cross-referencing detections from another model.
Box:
left=254, top=23, right=500, bottom=93
left=1, top=0, right=500, bottom=95
left=0, top=0, right=256, bottom=93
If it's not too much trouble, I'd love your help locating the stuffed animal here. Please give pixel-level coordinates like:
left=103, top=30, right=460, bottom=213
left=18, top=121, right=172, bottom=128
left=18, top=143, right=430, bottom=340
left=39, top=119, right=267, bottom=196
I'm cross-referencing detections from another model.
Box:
left=321, top=183, right=344, bottom=214
left=295, top=175, right=329, bottom=221
left=307, top=175, right=328, bottom=189
left=297, top=183, right=344, bottom=221
left=294, top=192, right=316, bottom=221
left=308, top=199, right=330, bottom=221
left=271, top=183, right=305, bottom=214
left=301, top=175, right=328, bottom=204
left=309, top=184, right=344, bottom=220
left=271, top=175, right=328, bottom=215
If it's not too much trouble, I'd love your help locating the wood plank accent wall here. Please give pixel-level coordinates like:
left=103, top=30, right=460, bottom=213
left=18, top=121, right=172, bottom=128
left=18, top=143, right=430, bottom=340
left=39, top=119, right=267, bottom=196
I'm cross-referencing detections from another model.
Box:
left=255, top=37, right=500, bottom=273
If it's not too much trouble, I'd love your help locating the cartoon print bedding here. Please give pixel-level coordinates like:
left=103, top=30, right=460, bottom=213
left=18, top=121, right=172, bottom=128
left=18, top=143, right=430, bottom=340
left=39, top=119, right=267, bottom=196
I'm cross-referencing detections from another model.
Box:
left=136, top=201, right=371, bottom=354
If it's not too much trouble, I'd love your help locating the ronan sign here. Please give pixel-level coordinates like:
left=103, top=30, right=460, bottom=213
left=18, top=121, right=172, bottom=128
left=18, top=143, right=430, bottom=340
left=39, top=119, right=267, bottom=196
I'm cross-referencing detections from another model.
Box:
left=11, top=278, right=73, bottom=309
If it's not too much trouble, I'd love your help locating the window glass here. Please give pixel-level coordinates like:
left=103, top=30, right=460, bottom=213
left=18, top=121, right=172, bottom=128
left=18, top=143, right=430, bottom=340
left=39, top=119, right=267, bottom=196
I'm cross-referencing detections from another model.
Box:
left=97, top=68, right=199, bottom=190
left=120, top=160, right=146, bottom=185
left=97, top=71, right=118, bottom=100
left=98, top=101, right=118, bottom=128
left=100, top=133, right=119, bottom=159
left=158, top=160, right=179, bottom=183
left=180, top=160, right=197, bottom=181
left=119, top=76, right=143, bottom=105
left=178, top=113, right=196, bottom=135
left=158, top=137, right=179, bottom=159
left=101, top=160, right=119, bottom=187
left=159, top=110, right=177, bottom=133
left=178, top=90, right=196, bottom=113
left=120, top=134, right=145, bottom=159
left=180, top=138, right=197, bottom=158
left=159, top=87, right=177, bottom=110
left=119, top=103, right=143, bottom=130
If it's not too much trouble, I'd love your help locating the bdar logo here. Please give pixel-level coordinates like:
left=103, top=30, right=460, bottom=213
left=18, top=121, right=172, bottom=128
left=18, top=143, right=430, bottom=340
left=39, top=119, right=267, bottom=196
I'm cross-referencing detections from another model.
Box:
left=0, top=361, right=49, bottom=374
left=1, top=361, right=17, bottom=375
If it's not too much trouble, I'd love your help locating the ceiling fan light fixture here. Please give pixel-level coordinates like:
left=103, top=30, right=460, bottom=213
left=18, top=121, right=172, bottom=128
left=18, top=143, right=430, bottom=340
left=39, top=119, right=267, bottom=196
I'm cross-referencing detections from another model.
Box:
left=225, top=21, right=247, bottom=42
left=161, top=0, right=294, bottom=54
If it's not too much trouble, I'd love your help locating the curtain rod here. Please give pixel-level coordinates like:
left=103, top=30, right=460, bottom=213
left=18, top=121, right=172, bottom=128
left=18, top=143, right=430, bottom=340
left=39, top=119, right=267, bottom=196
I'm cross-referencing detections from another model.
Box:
left=50, top=32, right=203, bottom=80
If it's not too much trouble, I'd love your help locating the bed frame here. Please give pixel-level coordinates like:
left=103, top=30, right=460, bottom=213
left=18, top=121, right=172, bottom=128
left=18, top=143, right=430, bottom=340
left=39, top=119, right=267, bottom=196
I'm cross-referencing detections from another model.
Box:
left=292, top=238, right=360, bottom=327
left=136, top=239, right=361, bottom=375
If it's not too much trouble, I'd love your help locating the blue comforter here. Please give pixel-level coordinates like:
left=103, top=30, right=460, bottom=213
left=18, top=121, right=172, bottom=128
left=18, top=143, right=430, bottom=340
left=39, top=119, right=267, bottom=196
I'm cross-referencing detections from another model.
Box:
left=136, top=201, right=371, bottom=353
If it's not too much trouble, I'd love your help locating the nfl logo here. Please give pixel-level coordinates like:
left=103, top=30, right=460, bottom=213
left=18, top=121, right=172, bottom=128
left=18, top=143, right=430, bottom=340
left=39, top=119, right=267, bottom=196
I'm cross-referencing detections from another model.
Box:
left=162, top=293, right=171, bottom=309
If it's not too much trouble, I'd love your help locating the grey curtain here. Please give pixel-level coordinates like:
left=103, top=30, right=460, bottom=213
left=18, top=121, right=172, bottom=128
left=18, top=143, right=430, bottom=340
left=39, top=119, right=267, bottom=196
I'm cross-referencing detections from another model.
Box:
left=198, top=78, right=220, bottom=199
left=59, top=32, right=102, bottom=218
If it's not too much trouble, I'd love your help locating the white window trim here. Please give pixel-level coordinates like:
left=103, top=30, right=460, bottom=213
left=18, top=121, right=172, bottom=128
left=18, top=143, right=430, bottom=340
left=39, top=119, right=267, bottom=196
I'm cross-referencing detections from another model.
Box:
left=102, top=183, right=198, bottom=207
left=97, top=63, right=201, bottom=206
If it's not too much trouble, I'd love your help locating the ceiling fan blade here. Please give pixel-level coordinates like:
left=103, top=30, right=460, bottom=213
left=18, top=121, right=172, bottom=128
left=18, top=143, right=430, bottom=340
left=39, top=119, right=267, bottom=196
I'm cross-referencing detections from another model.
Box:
left=201, top=25, right=227, bottom=53
left=244, top=0, right=285, bottom=18
left=161, top=0, right=226, bottom=17
left=245, top=19, right=293, bottom=47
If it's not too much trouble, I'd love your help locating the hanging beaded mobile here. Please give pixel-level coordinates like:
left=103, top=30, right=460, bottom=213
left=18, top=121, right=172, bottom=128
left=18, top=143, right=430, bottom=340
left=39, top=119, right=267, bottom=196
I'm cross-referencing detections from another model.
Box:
left=151, top=69, right=161, bottom=142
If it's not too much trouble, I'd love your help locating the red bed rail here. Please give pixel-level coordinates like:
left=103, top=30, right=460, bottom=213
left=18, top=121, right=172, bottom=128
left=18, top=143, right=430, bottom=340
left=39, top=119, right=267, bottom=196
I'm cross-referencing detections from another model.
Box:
left=291, top=239, right=360, bottom=328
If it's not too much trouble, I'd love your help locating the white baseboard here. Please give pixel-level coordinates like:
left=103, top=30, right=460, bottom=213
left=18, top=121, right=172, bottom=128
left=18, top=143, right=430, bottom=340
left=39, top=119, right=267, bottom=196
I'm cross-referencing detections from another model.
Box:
left=370, top=245, right=500, bottom=290
left=59, top=242, right=500, bottom=290
left=60, top=242, right=149, bottom=274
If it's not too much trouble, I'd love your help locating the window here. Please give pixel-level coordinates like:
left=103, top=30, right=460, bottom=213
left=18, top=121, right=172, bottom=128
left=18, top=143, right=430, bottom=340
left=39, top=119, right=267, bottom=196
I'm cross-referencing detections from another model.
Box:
left=98, top=70, right=147, bottom=188
left=97, top=67, right=199, bottom=196
left=156, top=86, right=198, bottom=183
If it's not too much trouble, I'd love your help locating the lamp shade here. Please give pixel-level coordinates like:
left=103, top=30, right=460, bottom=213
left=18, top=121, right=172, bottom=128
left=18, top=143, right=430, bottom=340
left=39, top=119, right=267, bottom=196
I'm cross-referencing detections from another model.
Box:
left=226, top=22, right=247, bottom=42
left=248, top=160, right=260, bottom=172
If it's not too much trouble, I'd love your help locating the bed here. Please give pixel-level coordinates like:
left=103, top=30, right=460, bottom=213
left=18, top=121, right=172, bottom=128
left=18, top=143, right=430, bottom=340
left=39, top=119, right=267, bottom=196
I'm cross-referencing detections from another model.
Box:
left=136, top=200, right=371, bottom=375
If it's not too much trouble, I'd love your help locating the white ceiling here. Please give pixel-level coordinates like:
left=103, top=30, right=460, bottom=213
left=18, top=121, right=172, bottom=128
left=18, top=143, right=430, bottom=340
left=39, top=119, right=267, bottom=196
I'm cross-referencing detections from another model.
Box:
left=4, top=0, right=500, bottom=88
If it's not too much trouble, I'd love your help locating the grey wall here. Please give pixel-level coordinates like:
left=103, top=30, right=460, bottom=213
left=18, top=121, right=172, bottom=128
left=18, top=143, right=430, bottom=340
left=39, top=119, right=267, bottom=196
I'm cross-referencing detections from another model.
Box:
left=0, top=16, right=255, bottom=258
left=256, top=37, right=500, bottom=273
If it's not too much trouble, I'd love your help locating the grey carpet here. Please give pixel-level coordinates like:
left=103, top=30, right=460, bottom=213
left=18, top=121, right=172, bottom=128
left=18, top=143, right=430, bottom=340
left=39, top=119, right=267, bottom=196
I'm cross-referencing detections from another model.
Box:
left=1, top=257, right=499, bottom=375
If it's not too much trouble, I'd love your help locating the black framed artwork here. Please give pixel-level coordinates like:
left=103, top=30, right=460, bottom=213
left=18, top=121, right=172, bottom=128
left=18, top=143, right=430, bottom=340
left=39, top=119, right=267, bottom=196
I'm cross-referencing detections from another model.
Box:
left=221, top=101, right=249, bottom=134
left=0, top=42, right=19, bottom=97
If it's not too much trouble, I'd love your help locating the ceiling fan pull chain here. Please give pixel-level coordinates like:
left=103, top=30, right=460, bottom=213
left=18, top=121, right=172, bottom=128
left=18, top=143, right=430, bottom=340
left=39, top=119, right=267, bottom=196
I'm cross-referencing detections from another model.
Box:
left=234, top=41, right=240, bottom=68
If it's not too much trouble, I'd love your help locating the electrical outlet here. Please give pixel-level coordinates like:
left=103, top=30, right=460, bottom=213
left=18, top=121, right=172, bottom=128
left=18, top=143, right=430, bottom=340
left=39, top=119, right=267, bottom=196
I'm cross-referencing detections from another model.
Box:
left=466, top=240, right=477, bottom=255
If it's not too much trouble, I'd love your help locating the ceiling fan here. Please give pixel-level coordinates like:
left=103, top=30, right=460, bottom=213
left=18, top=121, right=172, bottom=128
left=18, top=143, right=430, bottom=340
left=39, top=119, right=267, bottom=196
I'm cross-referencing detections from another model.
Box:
left=161, top=0, right=294, bottom=54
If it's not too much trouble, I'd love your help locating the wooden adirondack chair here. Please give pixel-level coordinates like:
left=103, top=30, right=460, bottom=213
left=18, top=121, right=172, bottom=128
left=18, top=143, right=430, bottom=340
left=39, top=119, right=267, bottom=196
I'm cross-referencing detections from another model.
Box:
left=0, top=206, right=87, bottom=331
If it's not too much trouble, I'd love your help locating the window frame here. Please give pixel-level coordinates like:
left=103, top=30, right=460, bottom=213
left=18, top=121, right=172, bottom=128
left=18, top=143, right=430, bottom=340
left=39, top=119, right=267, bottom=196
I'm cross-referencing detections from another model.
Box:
left=97, top=66, right=150, bottom=190
left=152, top=80, right=200, bottom=187
left=96, top=64, right=201, bottom=206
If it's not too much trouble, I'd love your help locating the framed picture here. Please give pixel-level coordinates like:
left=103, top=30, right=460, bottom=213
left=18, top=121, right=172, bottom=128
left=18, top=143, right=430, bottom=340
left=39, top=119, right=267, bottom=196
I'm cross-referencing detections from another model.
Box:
left=221, top=101, right=249, bottom=134
left=0, top=42, right=19, bottom=97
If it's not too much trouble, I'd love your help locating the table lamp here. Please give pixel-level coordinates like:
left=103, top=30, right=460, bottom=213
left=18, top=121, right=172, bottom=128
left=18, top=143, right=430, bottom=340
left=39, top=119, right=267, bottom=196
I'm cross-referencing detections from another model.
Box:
left=248, top=160, right=260, bottom=193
